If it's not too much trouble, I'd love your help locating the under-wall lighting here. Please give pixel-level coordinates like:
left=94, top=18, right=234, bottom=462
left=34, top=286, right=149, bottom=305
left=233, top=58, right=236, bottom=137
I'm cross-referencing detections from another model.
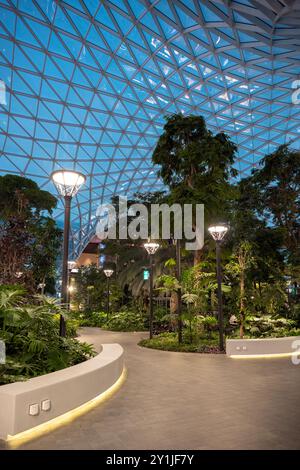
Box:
left=229, top=352, right=294, bottom=359
left=7, top=368, right=127, bottom=449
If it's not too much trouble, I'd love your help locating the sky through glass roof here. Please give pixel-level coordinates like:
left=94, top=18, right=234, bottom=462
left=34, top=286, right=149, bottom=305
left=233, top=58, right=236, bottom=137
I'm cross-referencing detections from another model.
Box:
left=0, top=0, right=299, bottom=256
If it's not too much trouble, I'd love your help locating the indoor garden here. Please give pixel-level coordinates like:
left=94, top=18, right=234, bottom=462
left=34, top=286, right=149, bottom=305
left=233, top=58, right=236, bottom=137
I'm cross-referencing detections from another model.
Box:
left=1, top=0, right=299, bottom=453
left=0, top=113, right=299, bottom=382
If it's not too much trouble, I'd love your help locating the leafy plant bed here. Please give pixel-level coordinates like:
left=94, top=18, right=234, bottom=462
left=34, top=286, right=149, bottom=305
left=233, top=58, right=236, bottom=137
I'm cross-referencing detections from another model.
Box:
left=72, top=310, right=107, bottom=328
left=0, top=286, right=95, bottom=385
left=227, top=315, right=300, bottom=339
left=103, top=310, right=147, bottom=332
left=73, top=309, right=147, bottom=332
left=139, top=332, right=223, bottom=353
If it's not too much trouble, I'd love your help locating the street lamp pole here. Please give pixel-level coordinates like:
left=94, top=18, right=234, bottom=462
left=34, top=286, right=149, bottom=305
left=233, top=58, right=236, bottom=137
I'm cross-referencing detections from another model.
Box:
left=215, top=240, right=224, bottom=351
left=143, top=241, right=159, bottom=339
left=208, top=225, right=229, bottom=352
left=104, top=269, right=114, bottom=321
left=61, top=195, right=71, bottom=331
left=175, top=239, right=182, bottom=344
left=107, top=277, right=110, bottom=319
left=149, top=255, right=154, bottom=339
left=51, top=170, right=86, bottom=337
left=67, top=261, right=77, bottom=307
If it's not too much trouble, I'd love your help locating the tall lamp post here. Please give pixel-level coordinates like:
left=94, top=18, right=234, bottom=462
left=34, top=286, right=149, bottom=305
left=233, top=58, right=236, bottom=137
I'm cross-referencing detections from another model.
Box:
left=175, top=239, right=182, bottom=344
left=67, top=260, right=77, bottom=306
left=208, top=224, right=229, bottom=352
left=104, top=269, right=114, bottom=321
left=51, top=170, right=86, bottom=337
left=143, top=241, right=159, bottom=339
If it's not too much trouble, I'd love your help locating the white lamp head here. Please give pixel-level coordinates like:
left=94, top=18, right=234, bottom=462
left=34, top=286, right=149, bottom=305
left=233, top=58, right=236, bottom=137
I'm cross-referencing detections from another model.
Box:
left=208, top=224, right=229, bottom=241
left=143, top=241, right=160, bottom=255
left=104, top=269, right=114, bottom=278
left=51, top=170, right=86, bottom=197
left=68, top=260, right=77, bottom=270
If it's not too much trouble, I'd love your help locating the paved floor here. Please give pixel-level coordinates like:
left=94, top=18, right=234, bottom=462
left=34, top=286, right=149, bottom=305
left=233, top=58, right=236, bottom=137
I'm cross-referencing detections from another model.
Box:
left=9, top=328, right=300, bottom=449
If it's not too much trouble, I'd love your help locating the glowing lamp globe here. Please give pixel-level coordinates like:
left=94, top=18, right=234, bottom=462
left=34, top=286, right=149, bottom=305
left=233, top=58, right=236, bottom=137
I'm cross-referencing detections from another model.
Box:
left=68, top=261, right=77, bottom=270
left=51, top=170, right=86, bottom=197
left=104, top=269, right=114, bottom=278
left=208, top=225, right=228, bottom=241
left=143, top=241, right=160, bottom=255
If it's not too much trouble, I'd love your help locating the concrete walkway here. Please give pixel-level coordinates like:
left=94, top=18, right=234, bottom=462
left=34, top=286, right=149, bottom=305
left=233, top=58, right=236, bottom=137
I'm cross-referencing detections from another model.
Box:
left=16, top=328, right=300, bottom=449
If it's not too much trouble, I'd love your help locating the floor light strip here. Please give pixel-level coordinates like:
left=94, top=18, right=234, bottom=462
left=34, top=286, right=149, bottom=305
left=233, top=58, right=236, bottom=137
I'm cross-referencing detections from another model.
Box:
left=229, top=352, right=294, bottom=359
left=7, top=367, right=127, bottom=449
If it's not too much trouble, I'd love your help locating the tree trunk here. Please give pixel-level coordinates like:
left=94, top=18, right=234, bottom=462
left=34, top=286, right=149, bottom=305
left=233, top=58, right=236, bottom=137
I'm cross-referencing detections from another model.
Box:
left=194, top=248, right=202, bottom=266
left=176, top=239, right=182, bottom=344
left=170, top=291, right=178, bottom=331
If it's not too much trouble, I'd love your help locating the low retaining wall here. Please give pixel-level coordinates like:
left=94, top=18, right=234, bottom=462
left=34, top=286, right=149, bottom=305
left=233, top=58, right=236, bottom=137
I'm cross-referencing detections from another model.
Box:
left=0, top=343, right=124, bottom=439
left=226, top=336, right=300, bottom=358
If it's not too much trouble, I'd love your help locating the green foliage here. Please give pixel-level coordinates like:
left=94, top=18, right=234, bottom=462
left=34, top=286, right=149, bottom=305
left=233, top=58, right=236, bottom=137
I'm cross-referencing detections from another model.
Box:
left=104, top=310, right=146, bottom=332
left=250, top=282, right=288, bottom=316
left=254, top=144, right=300, bottom=265
left=152, top=114, right=237, bottom=187
left=0, top=174, right=61, bottom=292
left=152, top=114, right=238, bottom=226
left=72, top=310, right=107, bottom=328
left=72, top=265, right=106, bottom=311
left=230, top=315, right=299, bottom=339
left=200, top=315, right=218, bottom=329
left=0, top=287, right=95, bottom=385
left=233, top=144, right=300, bottom=275
left=157, top=274, right=181, bottom=291
left=182, top=263, right=231, bottom=313
left=72, top=307, right=147, bottom=332
left=0, top=174, right=57, bottom=218
left=164, top=258, right=176, bottom=269
left=65, top=318, right=80, bottom=337
left=139, top=332, right=220, bottom=353
left=30, top=217, right=62, bottom=294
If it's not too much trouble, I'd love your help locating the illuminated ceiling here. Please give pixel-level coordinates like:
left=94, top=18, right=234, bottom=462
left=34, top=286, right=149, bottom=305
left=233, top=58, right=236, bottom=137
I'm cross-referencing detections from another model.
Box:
left=0, top=0, right=299, bottom=256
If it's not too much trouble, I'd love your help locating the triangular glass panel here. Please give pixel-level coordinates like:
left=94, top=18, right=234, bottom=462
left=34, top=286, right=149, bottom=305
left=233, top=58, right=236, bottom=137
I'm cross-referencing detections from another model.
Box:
left=95, top=5, right=118, bottom=32
left=176, top=8, right=196, bottom=28
left=54, top=6, right=78, bottom=35
left=48, top=32, right=70, bottom=58
left=67, top=10, right=91, bottom=37
left=112, top=10, right=132, bottom=36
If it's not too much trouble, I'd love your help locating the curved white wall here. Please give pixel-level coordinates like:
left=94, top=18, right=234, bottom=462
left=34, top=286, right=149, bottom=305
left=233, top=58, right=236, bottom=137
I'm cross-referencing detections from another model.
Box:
left=0, top=343, right=124, bottom=439
left=226, top=336, right=300, bottom=357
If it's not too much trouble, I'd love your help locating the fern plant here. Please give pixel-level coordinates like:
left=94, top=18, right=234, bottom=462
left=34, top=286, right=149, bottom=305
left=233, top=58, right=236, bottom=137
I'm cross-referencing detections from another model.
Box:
left=0, top=286, right=95, bottom=385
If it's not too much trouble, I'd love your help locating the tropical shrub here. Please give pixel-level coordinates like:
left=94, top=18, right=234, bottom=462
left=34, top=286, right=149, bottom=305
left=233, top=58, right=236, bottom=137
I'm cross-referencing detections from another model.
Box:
left=0, top=287, right=95, bottom=385
left=199, top=315, right=218, bottom=338
left=72, top=308, right=147, bottom=332
left=153, top=305, right=172, bottom=333
left=72, top=310, right=107, bottom=328
left=246, top=315, right=298, bottom=338
left=139, top=332, right=220, bottom=353
left=64, top=318, right=80, bottom=337
left=104, top=310, right=146, bottom=332
left=229, top=314, right=299, bottom=338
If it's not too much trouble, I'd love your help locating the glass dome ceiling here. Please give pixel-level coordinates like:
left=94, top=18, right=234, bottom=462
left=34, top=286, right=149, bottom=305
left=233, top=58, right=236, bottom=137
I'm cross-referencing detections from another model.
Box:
left=0, top=0, right=299, bottom=256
